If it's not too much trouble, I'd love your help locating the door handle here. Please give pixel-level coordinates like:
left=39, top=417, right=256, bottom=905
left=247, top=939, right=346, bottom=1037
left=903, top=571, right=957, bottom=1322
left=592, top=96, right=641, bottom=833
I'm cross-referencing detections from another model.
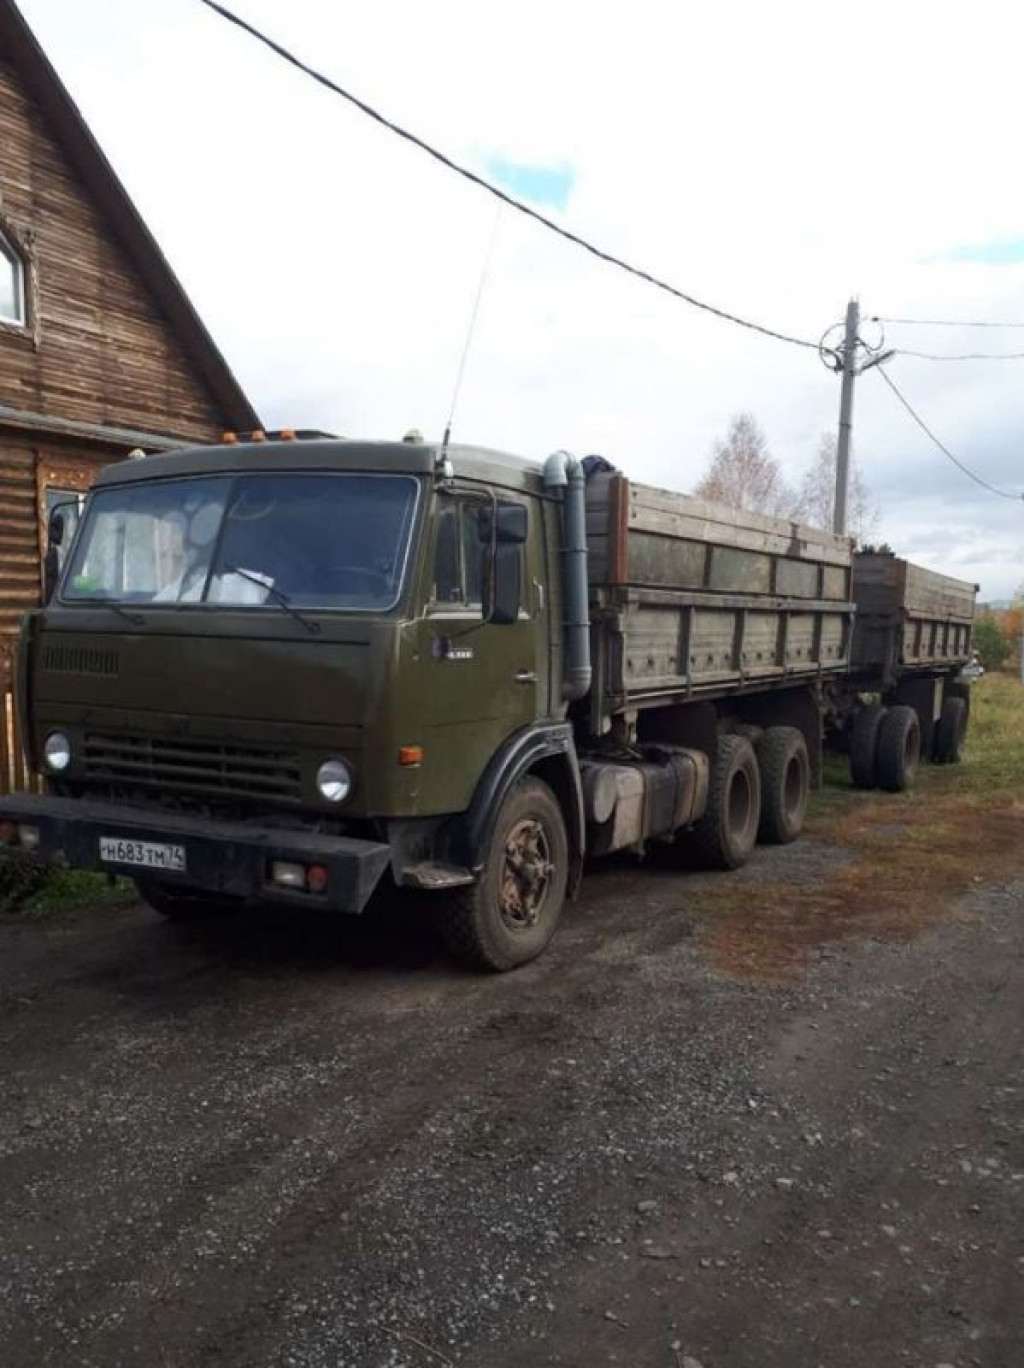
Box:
left=515, top=670, right=537, bottom=685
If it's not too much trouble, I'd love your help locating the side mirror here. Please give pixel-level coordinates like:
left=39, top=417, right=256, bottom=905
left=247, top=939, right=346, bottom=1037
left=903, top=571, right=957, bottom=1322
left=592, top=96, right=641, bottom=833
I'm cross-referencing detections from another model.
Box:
left=43, top=510, right=66, bottom=605
left=479, top=502, right=527, bottom=625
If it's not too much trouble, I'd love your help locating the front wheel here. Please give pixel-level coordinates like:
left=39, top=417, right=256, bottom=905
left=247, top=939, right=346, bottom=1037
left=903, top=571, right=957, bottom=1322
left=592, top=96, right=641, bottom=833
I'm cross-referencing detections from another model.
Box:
left=441, top=777, right=569, bottom=971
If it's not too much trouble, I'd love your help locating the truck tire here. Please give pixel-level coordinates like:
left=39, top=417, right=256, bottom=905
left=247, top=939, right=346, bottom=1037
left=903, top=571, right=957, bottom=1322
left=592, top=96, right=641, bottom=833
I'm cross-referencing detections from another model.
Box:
left=689, top=734, right=761, bottom=870
left=441, top=777, right=569, bottom=972
left=934, top=694, right=968, bottom=764
left=135, top=878, right=235, bottom=922
left=756, top=726, right=810, bottom=845
left=875, top=705, right=921, bottom=792
left=849, top=703, right=887, bottom=789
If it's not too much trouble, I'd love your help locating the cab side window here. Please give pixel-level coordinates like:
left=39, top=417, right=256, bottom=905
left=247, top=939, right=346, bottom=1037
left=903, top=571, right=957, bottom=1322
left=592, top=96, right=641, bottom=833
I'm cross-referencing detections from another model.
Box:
left=432, top=498, right=485, bottom=608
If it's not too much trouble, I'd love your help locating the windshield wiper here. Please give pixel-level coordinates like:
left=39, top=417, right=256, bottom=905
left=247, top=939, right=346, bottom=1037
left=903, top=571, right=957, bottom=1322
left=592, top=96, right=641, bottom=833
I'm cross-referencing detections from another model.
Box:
left=221, top=564, right=321, bottom=635
left=78, top=598, right=146, bottom=627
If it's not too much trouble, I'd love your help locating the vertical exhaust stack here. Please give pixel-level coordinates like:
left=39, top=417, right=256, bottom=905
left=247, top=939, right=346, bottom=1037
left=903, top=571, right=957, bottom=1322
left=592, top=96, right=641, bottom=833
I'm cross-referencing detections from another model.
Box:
left=543, top=452, right=592, bottom=702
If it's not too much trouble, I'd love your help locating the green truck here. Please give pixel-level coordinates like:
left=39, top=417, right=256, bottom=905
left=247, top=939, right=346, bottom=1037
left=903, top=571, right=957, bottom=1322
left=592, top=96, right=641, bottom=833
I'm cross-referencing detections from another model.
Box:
left=0, top=436, right=976, bottom=969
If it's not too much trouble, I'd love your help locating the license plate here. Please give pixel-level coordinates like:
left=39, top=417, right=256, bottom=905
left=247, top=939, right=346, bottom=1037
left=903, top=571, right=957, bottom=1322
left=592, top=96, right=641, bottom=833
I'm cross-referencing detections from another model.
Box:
left=99, top=836, right=187, bottom=872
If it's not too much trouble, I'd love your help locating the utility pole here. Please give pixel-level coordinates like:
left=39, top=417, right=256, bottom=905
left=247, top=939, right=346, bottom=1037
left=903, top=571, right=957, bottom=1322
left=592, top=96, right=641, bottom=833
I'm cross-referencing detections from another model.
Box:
left=829, top=298, right=894, bottom=538
left=833, top=299, right=859, bottom=536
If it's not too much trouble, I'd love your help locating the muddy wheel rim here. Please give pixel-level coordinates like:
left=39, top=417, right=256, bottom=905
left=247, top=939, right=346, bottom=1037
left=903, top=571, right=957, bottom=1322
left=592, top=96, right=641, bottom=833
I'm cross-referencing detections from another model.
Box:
left=500, top=818, right=554, bottom=931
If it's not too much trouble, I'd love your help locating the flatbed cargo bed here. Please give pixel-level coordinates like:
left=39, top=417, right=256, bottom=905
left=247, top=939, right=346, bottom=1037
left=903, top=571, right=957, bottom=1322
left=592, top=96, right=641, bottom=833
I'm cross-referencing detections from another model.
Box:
left=584, top=472, right=855, bottom=723
left=851, top=553, right=977, bottom=686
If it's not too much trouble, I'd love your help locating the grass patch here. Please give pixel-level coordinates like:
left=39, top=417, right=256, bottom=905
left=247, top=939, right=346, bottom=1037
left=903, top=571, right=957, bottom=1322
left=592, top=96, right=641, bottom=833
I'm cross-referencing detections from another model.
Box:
left=698, top=674, right=1024, bottom=983
left=1, top=866, right=134, bottom=919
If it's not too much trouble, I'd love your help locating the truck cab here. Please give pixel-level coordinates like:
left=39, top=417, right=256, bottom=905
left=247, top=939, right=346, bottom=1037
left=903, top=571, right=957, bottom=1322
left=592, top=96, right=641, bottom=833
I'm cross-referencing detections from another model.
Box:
left=8, top=436, right=590, bottom=967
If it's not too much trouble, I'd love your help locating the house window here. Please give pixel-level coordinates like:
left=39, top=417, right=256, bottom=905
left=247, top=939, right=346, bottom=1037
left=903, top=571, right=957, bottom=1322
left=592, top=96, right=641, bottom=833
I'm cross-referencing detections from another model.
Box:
left=0, top=229, right=26, bottom=326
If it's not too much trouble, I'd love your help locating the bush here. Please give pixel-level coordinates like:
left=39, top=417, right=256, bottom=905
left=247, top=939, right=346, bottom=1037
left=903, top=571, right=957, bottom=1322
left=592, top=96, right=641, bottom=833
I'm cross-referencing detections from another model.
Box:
left=0, top=860, right=50, bottom=914
left=974, top=615, right=1012, bottom=671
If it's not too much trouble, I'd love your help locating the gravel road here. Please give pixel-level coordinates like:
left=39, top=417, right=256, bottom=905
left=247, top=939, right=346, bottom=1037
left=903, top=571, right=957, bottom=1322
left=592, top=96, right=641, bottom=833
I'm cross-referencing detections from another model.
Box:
left=1, top=826, right=1022, bottom=1368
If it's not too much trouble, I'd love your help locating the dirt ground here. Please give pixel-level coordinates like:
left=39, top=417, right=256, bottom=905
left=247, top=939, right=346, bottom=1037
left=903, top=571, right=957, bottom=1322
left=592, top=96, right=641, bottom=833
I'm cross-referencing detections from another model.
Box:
left=1, top=782, right=1023, bottom=1368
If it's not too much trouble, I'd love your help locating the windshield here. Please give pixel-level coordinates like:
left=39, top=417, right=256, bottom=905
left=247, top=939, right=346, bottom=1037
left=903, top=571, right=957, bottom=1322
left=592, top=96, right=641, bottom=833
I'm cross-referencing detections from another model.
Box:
left=63, top=473, right=420, bottom=612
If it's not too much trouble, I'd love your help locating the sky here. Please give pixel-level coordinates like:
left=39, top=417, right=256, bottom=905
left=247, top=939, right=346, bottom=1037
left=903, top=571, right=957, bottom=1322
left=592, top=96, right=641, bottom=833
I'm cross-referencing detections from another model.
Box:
left=14, top=0, right=1024, bottom=600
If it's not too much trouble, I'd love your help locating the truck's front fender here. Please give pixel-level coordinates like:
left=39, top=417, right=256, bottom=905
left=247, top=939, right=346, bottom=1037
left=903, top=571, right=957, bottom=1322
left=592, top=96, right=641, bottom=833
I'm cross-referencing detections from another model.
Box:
left=446, top=722, right=585, bottom=896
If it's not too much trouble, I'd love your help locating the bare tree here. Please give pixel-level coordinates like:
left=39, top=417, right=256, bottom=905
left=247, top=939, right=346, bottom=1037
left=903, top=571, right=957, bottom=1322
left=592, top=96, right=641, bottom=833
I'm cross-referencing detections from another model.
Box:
left=694, top=414, right=797, bottom=519
left=796, top=432, right=879, bottom=543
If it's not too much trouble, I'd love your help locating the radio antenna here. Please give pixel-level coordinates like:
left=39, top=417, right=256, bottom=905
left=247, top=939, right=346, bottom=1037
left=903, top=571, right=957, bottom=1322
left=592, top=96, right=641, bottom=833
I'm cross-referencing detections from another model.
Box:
left=441, top=203, right=503, bottom=457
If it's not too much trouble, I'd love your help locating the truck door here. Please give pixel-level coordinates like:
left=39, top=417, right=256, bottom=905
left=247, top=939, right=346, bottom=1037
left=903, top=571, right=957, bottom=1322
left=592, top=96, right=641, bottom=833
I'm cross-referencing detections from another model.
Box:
left=408, top=489, right=549, bottom=816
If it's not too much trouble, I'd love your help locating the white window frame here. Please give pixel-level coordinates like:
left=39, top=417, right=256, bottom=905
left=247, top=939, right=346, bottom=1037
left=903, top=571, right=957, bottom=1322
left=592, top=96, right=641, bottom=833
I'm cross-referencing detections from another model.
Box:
left=0, top=227, right=26, bottom=327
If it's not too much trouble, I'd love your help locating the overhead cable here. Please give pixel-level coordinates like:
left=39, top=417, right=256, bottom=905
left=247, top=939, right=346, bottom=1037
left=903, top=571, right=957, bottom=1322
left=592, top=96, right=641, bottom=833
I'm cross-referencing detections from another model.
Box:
left=875, top=367, right=1023, bottom=502
left=893, top=348, right=1024, bottom=361
left=196, top=0, right=821, bottom=352
left=872, top=315, right=1024, bottom=329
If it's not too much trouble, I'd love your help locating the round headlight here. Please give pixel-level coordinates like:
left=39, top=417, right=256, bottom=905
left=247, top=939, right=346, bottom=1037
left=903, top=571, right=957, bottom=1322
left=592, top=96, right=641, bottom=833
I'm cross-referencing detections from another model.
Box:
left=316, top=758, right=352, bottom=804
left=44, top=731, right=72, bottom=772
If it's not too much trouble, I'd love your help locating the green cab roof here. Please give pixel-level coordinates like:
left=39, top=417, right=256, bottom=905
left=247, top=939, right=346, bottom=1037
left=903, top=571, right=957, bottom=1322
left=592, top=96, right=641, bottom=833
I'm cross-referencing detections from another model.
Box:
left=92, top=439, right=548, bottom=495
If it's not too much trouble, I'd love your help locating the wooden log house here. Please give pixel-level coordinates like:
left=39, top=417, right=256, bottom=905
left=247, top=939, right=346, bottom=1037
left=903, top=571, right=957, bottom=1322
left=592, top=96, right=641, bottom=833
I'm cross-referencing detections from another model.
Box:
left=0, top=0, right=258, bottom=786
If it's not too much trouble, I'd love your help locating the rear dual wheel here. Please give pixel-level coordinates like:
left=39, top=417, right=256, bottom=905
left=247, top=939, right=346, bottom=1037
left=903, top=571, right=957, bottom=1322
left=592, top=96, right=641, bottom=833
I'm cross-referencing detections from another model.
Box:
left=755, top=726, right=810, bottom=845
left=848, top=703, right=921, bottom=792
left=689, top=734, right=762, bottom=870
left=934, top=695, right=967, bottom=764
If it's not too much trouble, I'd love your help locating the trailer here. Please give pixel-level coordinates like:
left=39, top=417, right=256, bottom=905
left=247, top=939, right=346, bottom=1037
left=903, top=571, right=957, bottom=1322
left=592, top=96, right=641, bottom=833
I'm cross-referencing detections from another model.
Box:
left=839, top=551, right=978, bottom=785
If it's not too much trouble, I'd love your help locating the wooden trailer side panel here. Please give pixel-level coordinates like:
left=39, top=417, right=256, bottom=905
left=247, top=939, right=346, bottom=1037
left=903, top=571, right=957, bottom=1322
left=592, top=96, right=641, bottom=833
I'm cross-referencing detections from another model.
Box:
left=852, top=553, right=977, bottom=677
left=584, top=474, right=855, bottom=719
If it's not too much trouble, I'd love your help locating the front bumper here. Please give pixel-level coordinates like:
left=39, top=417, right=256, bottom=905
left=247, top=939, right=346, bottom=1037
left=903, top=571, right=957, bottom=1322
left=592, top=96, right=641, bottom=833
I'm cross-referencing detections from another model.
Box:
left=0, top=794, right=391, bottom=913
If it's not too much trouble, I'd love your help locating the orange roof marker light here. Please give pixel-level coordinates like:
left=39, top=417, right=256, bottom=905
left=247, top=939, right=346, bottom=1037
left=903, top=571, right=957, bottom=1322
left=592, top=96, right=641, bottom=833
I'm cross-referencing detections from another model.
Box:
left=250, top=429, right=267, bottom=442
left=398, top=745, right=424, bottom=768
left=221, top=431, right=238, bottom=444
left=279, top=428, right=297, bottom=441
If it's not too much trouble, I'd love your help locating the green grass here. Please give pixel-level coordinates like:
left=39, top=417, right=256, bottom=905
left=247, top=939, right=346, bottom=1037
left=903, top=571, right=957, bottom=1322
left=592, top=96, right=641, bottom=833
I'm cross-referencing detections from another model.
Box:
left=1, top=866, right=134, bottom=919
left=943, top=672, right=1024, bottom=798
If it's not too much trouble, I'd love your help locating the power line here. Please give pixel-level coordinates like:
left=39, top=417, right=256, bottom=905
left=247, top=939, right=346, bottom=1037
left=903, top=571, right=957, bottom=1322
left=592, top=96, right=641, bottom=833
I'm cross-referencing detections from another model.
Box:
left=875, top=366, right=1023, bottom=502
left=873, top=315, right=1024, bottom=329
left=196, top=0, right=821, bottom=352
left=895, top=348, right=1024, bottom=361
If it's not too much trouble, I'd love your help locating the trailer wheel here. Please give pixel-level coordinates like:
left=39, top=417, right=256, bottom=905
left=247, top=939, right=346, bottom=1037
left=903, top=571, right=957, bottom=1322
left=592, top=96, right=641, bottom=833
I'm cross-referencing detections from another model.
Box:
left=689, top=734, right=761, bottom=870
left=756, top=726, right=810, bottom=845
left=849, top=703, right=887, bottom=789
left=135, top=879, right=235, bottom=922
left=441, top=777, right=568, bottom=972
left=934, top=694, right=968, bottom=764
left=875, top=705, right=922, bottom=792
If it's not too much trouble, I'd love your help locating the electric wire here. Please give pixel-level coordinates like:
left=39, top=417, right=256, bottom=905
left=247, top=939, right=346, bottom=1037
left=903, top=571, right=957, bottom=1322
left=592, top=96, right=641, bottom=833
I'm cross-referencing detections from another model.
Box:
left=196, top=0, right=821, bottom=352
left=892, top=348, right=1024, bottom=361
left=872, top=315, right=1024, bottom=329
left=875, top=366, right=1023, bottom=502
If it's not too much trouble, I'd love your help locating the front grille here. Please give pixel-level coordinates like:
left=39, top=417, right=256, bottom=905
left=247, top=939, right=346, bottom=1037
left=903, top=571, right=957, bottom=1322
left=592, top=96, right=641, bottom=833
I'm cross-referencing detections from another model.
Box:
left=83, top=732, right=302, bottom=804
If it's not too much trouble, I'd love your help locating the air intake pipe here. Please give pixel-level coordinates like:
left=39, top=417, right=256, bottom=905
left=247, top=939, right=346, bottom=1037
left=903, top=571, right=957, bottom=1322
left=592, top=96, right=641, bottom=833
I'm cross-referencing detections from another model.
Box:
left=543, top=451, right=592, bottom=702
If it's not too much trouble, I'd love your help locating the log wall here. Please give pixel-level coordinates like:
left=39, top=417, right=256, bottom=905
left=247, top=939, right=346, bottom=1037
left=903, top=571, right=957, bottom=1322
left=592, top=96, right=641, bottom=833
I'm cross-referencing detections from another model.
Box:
left=0, top=56, right=224, bottom=441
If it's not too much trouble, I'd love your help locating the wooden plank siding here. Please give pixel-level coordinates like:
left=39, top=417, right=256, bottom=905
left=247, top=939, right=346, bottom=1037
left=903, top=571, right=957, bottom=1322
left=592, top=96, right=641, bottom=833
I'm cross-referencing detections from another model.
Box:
left=0, top=439, right=41, bottom=641
left=0, top=56, right=226, bottom=442
left=0, top=13, right=257, bottom=741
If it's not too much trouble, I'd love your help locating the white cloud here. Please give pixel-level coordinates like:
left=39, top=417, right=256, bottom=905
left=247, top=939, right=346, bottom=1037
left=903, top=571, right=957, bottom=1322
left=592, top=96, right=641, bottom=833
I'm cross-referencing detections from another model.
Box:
left=15, top=0, right=1024, bottom=597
